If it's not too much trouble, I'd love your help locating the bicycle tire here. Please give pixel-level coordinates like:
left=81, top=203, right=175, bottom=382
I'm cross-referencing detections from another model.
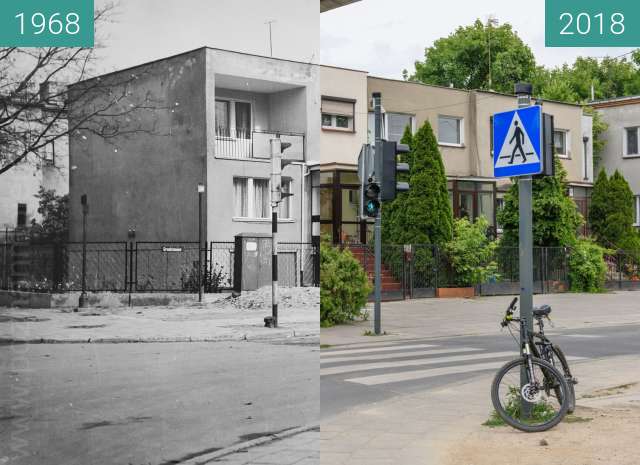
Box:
left=551, top=345, right=576, bottom=414
left=491, top=357, right=570, bottom=432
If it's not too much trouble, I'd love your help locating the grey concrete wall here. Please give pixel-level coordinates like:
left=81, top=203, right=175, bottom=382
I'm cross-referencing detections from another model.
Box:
left=69, top=48, right=207, bottom=242
left=597, top=104, right=640, bottom=195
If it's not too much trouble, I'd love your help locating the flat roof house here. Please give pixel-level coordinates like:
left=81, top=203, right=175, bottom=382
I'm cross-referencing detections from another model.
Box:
left=592, top=96, right=640, bottom=227
left=318, top=73, right=594, bottom=243
left=68, top=47, right=319, bottom=245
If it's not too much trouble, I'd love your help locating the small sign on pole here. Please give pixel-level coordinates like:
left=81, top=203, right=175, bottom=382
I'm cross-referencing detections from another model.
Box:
left=162, top=246, right=183, bottom=253
left=493, top=105, right=542, bottom=178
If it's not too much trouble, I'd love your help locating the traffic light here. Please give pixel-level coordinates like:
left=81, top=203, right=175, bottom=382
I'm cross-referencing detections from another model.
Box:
left=381, top=141, right=411, bottom=201
left=541, top=113, right=555, bottom=177
left=271, top=139, right=294, bottom=205
left=364, top=180, right=380, bottom=218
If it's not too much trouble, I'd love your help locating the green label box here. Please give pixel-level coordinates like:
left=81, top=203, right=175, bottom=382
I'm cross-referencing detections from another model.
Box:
left=546, top=0, right=640, bottom=47
left=0, top=0, right=94, bottom=47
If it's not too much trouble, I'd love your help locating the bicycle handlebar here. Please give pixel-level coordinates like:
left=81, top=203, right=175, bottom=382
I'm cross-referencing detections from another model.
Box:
left=501, top=297, right=519, bottom=327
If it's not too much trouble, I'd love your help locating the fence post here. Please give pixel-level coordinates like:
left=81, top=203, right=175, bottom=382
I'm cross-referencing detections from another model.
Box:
left=402, top=246, right=406, bottom=300
left=434, top=245, right=439, bottom=291
left=312, top=236, right=320, bottom=287
left=619, top=253, right=623, bottom=290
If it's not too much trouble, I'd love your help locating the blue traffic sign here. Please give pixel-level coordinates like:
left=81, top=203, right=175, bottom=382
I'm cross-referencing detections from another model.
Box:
left=493, top=105, right=542, bottom=178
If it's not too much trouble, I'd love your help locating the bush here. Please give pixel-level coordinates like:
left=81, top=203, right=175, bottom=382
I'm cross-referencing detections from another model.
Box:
left=444, top=217, right=499, bottom=287
left=320, top=243, right=371, bottom=327
left=568, top=239, right=607, bottom=293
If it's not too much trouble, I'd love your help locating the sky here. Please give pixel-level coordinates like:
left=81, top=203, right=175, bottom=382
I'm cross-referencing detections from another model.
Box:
left=94, top=0, right=319, bottom=74
left=320, top=0, right=636, bottom=78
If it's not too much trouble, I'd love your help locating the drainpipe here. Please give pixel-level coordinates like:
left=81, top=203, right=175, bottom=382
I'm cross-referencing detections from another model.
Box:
left=583, top=136, right=590, bottom=181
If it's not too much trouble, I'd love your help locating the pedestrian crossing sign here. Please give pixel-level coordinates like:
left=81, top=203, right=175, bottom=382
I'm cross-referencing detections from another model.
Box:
left=493, top=105, right=542, bottom=178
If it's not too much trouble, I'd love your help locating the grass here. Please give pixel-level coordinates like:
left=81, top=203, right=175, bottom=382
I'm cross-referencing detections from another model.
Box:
left=483, top=386, right=557, bottom=428
left=320, top=344, right=332, bottom=349
left=363, top=330, right=388, bottom=336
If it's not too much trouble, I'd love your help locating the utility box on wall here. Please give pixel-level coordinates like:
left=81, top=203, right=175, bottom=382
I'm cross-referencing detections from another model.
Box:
left=234, top=233, right=272, bottom=292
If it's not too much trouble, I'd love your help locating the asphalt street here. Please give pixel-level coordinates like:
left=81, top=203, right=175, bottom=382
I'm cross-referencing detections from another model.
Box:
left=321, top=322, right=640, bottom=419
left=0, top=340, right=319, bottom=465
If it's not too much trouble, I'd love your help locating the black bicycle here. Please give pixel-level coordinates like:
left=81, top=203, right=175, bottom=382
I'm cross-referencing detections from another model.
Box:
left=491, top=297, right=571, bottom=432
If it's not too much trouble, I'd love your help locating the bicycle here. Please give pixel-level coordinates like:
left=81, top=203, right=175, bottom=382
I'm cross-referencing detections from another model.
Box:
left=490, top=297, right=571, bottom=432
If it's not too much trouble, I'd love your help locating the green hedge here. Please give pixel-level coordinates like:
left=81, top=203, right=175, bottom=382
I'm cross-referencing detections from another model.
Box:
left=320, top=243, right=371, bottom=327
left=568, top=239, right=607, bottom=293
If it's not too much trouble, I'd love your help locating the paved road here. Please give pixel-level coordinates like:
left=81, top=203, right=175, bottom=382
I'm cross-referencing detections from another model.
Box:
left=0, top=340, right=319, bottom=465
left=321, top=323, right=640, bottom=419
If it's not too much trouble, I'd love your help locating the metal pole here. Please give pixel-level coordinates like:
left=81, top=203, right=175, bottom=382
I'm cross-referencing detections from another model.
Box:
left=79, top=195, right=88, bottom=308
left=198, top=185, right=204, bottom=302
left=373, top=92, right=383, bottom=335
left=516, top=83, right=534, bottom=418
left=266, top=138, right=282, bottom=328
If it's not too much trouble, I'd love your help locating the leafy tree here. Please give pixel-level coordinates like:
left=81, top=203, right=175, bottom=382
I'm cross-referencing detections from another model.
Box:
left=411, top=19, right=536, bottom=93
left=498, top=157, right=583, bottom=247
left=382, top=120, right=452, bottom=246
left=30, top=187, right=69, bottom=240
left=589, top=169, right=638, bottom=249
left=445, top=217, right=499, bottom=287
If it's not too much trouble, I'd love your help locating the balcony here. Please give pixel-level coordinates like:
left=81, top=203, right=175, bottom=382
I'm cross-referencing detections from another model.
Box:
left=215, top=127, right=304, bottom=161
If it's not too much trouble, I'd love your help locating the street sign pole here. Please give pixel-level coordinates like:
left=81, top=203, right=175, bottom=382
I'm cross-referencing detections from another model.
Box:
left=516, top=83, right=534, bottom=419
left=373, top=92, right=382, bottom=335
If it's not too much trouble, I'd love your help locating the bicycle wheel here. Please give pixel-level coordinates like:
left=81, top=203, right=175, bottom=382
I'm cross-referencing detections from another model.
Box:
left=550, top=345, right=576, bottom=414
left=491, top=357, right=570, bottom=432
left=535, top=339, right=576, bottom=415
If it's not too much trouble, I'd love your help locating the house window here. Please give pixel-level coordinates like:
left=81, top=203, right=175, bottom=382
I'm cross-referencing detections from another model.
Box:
left=438, top=115, right=463, bottom=145
left=17, top=203, right=27, bottom=228
left=321, top=97, right=355, bottom=132
left=635, top=196, right=640, bottom=226
left=233, top=177, right=271, bottom=219
left=216, top=99, right=252, bottom=139
left=387, top=113, right=414, bottom=143
left=625, top=127, right=639, bottom=156
left=554, top=130, right=569, bottom=157
left=279, top=178, right=292, bottom=219
left=42, top=142, right=55, bottom=165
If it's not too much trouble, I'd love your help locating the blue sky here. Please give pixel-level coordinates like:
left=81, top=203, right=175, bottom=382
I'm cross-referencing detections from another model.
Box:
left=320, top=0, right=636, bottom=78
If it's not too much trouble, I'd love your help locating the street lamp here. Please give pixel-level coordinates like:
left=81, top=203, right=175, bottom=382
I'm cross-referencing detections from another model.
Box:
left=198, top=183, right=205, bottom=302
left=79, top=194, right=89, bottom=308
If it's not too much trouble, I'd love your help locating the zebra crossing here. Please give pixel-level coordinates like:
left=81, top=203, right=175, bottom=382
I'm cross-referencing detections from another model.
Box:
left=321, top=340, right=585, bottom=388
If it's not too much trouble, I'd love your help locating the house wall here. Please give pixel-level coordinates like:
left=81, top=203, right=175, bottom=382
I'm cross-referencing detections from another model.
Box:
left=68, top=48, right=208, bottom=242
left=319, top=66, right=368, bottom=167
left=596, top=103, right=640, bottom=194
left=205, top=49, right=319, bottom=243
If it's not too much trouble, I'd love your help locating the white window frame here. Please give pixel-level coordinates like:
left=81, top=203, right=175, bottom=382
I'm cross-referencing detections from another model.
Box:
left=635, top=195, right=640, bottom=227
left=42, top=141, right=55, bottom=166
left=321, top=113, right=353, bottom=132
left=437, top=115, right=464, bottom=147
left=623, top=126, right=640, bottom=158
left=233, top=176, right=294, bottom=222
left=367, top=111, right=416, bottom=144
left=215, top=98, right=253, bottom=140
left=554, top=129, right=571, bottom=159
left=386, top=112, right=415, bottom=143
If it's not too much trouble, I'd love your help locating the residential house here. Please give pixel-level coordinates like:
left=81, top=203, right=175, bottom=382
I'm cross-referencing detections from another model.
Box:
left=0, top=83, right=68, bottom=234
left=318, top=74, right=594, bottom=243
left=592, top=96, right=640, bottom=227
left=68, top=47, right=319, bottom=245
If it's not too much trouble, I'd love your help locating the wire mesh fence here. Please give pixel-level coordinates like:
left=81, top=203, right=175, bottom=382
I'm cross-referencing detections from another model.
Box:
left=1, top=239, right=317, bottom=293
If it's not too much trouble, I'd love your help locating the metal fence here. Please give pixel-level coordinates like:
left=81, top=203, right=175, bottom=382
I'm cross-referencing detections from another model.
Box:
left=344, top=243, right=573, bottom=300
left=1, top=239, right=317, bottom=293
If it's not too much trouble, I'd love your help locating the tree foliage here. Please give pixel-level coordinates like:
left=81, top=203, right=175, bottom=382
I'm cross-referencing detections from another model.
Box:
left=30, top=187, right=69, bottom=240
left=589, top=169, right=639, bottom=250
left=498, top=157, right=583, bottom=247
left=568, top=239, right=607, bottom=293
left=382, top=120, right=452, bottom=246
left=410, top=20, right=536, bottom=94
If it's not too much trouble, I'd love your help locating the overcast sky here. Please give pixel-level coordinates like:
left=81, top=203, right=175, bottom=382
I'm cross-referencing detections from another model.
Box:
left=95, top=0, right=319, bottom=74
left=320, top=0, right=635, bottom=78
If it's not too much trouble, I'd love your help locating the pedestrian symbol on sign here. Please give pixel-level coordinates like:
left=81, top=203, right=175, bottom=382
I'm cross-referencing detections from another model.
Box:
left=493, top=105, right=542, bottom=178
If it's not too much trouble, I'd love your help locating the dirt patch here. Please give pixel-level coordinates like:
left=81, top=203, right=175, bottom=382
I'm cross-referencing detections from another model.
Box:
left=208, top=287, right=319, bottom=311
left=443, top=405, right=640, bottom=465
left=66, top=324, right=107, bottom=329
left=0, top=315, right=50, bottom=323
left=582, top=382, right=638, bottom=398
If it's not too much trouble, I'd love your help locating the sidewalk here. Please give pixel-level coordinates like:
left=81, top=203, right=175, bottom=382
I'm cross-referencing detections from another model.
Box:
left=321, top=354, right=640, bottom=465
left=205, top=428, right=319, bottom=465
left=0, top=287, right=319, bottom=343
left=321, top=292, right=640, bottom=346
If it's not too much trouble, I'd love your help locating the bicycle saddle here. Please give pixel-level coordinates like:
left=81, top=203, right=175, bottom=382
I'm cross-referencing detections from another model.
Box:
left=533, top=305, right=551, bottom=317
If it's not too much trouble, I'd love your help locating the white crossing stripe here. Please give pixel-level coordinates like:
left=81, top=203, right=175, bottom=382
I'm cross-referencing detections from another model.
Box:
left=344, top=355, right=587, bottom=386
left=561, top=334, right=604, bottom=338
left=321, top=347, right=480, bottom=364
left=320, top=343, right=437, bottom=357
left=321, top=351, right=516, bottom=376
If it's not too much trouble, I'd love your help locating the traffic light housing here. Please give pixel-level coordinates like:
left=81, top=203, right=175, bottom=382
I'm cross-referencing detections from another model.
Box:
left=381, top=141, right=411, bottom=201
left=364, top=180, right=380, bottom=217
left=541, top=113, right=555, bottom=177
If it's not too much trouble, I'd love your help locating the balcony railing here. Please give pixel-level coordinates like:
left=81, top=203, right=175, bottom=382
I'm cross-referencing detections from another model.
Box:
left=215, top=127, right=304, bottom=160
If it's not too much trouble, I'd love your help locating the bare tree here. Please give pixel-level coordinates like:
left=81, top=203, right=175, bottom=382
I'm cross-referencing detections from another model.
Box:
left=0, top=3, right=169, bottom=176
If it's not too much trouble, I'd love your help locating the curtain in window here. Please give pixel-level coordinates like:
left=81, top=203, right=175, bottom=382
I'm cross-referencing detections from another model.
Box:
left=254, top=179, right=269, bottom=218
left=438, top=116, right=460, bottom=144
left=216, top=100, right=230, bottom=137
left=233, top=178, right=247, bottom=217
left=235, top=102, right=251, bottom=139
left=388, top=114, right=412, bottom=142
